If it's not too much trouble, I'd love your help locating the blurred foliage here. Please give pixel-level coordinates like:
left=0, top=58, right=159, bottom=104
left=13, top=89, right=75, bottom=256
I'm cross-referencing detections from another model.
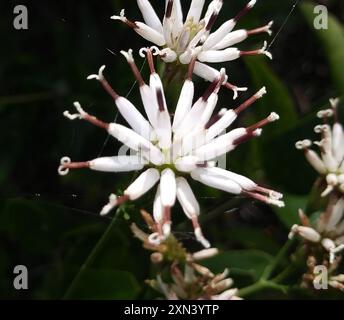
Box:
left=1, top=0, right=344, bottom=300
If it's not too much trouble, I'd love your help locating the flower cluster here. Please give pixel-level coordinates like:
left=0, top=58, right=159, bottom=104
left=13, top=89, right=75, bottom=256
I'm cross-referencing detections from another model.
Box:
left=289, top=204, right=344, bottom=291
left=58, top=48, right=283, bottom=249
left=56, top=0, right=290, bottom=300
left=150, top=265, right=241, bottom=300
left=296, top=98, right=344, bottom=197
left=292, top=98, right=344, bottom=291
left=303, top=256, right=344, bottom=292
left=111, top=0, right=273, bottom=98
left=132, top=210, right=241, bottom=300
left=289, top=200, right=344, bottom=265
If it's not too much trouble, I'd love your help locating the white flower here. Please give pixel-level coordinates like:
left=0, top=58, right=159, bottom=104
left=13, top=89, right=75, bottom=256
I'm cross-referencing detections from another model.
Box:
left=111, top=0, right=273, bottom=98
left=289, top=198, right=344, bottom=264
left=58, top=49, right=283, bottom=248
left=296, top=98, right=344, bottom=197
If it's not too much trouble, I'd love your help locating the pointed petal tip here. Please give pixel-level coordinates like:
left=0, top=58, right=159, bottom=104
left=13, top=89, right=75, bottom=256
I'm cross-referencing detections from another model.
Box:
left=248, top=0, right=257, bottom=8
left=100, top=194, right=118, bottom=216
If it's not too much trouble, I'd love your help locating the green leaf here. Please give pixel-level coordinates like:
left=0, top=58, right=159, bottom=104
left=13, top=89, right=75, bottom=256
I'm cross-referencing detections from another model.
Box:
left=222, top=226, right=280, bottom=255
left=244, top=56, right=298, bottom=135
left=64, top=269, right=140, bottom=300
left=300, top=2, right=344, bottom=96
left=274, top=194, right=308, bottom=228
left=202, top=250, right=274, bottom=281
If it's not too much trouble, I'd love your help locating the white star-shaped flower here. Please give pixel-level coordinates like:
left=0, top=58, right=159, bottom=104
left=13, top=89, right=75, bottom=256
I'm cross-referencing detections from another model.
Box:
left=111, top=0, right=273, bottom=99
left=58, top=49, right=283, bottom=248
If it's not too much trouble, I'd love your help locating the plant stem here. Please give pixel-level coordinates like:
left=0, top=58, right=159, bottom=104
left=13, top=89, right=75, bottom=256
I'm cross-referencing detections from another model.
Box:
left=63, top=209, right=121, bottom=299
left=261, top=238, right=295, bottom=280
left=238, top=239, right=296, bottom=298
left=239, top=279, right=289, bottom=297
left=271, top=264, right=296, bottom=284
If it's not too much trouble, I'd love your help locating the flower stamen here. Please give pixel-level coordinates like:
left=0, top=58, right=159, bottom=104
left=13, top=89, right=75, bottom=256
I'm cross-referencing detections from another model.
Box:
left=240, top=41, right=273, bottom=60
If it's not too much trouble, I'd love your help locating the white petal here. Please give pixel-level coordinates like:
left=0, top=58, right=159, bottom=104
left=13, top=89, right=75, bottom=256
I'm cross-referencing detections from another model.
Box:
left=178, top=29, right=192, bottom=53
left=108, top=123, right=164, bottom=165
left=160, top=168, right=177, bottom=207
left=322, top=238, right=336, bottom=252
left=202, top=19, right=236, bottom=50
left=162, top=1, right=174, bottom=47
left=204, top=0, right=223, bottom=23
left=176, top=177, right=200, bottom=219
left=333, top=123, right=344, bottom=162
left=150, top=73, right=172, bottom=148
left=137, top=0, right=164, bottom=34
left=206, top=109, right=237, bottom=141
left=173, top=127, right=206, bottom=158
left=335, top=222, right=344, bottom=237
left=191, top=168, right=242, bottom=195
left=171, top=0, right=183, bottom=38
left=153, top=185, right=164, bottom=223
left=135, top=22, right=166, bottom=46
left=187, top=0, right=206, bottom=23
left=187, top=31, right=207, bottom=52
left=89, top=155, right=145, bottom=172
left=304, top=149, right=327, bottom=175
left=212, top=29, right=248, bottom=50
left=175, top=156, right=200, bottom=172
left=174, top=98, right=207, bottom=138
left=115, top=96, right=153, bottom=140
left=213, top=289, right=239, bottom=300
left=160, top=48, right=178, bottom=63
left=149, top=73, right=168, bottom=112
left=194, top=128, right=247, bottom=161
left=193, top=61, right=227, bottom=83
left=326, top=198, right=344, bottom=231
left=299, top=226, right=322, bottom=243
left=213, top=278, right=234, bottom=292
left=125, top=168, right=160, bottom=200
left=172, top=79, right=195, bottom=131
left=100, top=194, right=118, bottom=216
left=179, top=49, right=194, bottom=64
left=205, top=167, right=257, bottom=190
left=140, top=84, right=158, bottom=129
left=322, top=146, right=338, bottom=172
left=200, top=93, right=218, bottom=126
left=156, top=112, right=172, bottom=149
left=314, top=130, right=337, bottom=171
left=198, top=48, right=240, bottom=63
left=192, top=248, right=219, bottom=261
left=289, top=225, right=321, bottom=243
